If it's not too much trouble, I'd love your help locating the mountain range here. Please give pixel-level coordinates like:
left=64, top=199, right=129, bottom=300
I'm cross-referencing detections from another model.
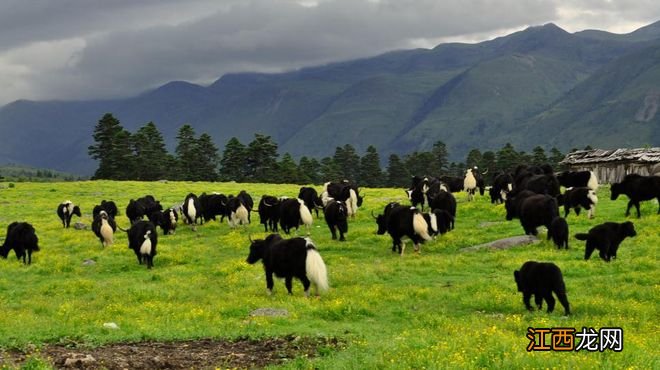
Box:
left=1, top=21, right=659, bottom=175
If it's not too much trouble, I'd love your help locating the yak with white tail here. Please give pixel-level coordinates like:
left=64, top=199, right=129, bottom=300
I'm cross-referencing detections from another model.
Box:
left=246, top=234, right=329, bottom=297
left=375, top=205, right=432, bottom=255
left=127, top=221, right=158, bottom=269
left=279, top=198, right=313, bottom=235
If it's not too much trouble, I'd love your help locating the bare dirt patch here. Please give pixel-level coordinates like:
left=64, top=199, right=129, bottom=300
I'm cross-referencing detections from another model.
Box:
left=0, top=336, right=342, bottom=369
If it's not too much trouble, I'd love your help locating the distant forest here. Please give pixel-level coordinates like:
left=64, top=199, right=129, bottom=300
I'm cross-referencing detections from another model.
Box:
left=88, top=113, right=578, bottom=187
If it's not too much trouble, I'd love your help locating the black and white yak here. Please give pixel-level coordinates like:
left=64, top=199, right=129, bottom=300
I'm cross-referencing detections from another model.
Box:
left=182, top=193, right=203, bottom=229
left=575, top=221, right=637, bottom=262
left=226, top=196, right=250, bottom=228
left=91, top=210, right=117, bottom=247
left=375, top=205, right=432, bottom=255
left=151, top=208, right=178, bottom=235
left=258, top=195, right=281, bottom=232
left=298, top=187, right=323, bottom=218
left=557, top=170, right=598, bottom=191
left=0, top=222, right=40, bottom=264
left=246, top=234, right=329, bottom=296
left=490, top=172, right=514, bottom=204
left=128, top=220, right=158, bottom=269
left=323, top=181, right=363, bottom=217
left=439, top=175, right=464, bottom=193
left=610, top=174, right=660, bottom=217
left=323, top=199, right=348, bottom=241
left=428, top=189, right=457, bottom=220
left=557, top=187, right=598, bottom=219
left=57, top=200, right=81, bottom=228
left=279, top=198, right=313, bottom=235
left=237, top=190, right=254, bottom=223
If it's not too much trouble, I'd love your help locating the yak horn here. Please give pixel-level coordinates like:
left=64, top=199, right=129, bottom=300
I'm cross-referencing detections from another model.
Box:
left=370, top=210, right=378, bottom=219
left=482, top=169, right=489, bottom=175
left=248, top=234, right=254, bottom=243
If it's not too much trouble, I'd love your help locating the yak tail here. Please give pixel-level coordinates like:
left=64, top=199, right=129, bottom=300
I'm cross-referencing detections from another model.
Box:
left=412, top=212, right=432, bottom=241
left=298, top=200, right=313, bottom=226
left=587, top=171, right=599, bottom=191
left=575, top=233, right=589, bottom=241
left=235, top=204, right=249, bottom=225
left=305, top=245, right=329, bottom=293
left=348, top=189, right=358, bottom=216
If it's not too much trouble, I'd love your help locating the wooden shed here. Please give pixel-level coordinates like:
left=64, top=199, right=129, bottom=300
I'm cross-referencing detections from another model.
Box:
left=560, top=148, right=660, bottom=184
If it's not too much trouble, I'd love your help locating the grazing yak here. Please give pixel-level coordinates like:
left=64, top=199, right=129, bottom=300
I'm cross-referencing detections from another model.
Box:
left=557, top=170, right=598, bottom=191
left=547, top=216, right=569, bottom=249
left=610, top=174, right=660, bottom=217
left=519, top=194, right=559, bottom=236
left=126, top=195, right=163, bottom=224
left=151, top=208, right=178, bottom=235
left=237, top=190, right=254, bottom=223
left=490, top=172, right=514, bottom=204
left=323, top=199, right=348, bottom=241
left=279, top=198, right=313, bottom=235
left=258, top=195, right=281, bottom=232
left=93, top=200, right=118, bottom=219
left=504, top=190, right=537, bottom=221
left=246, top=234, right=329, bottom=296
left=428, top=189, right=457, bottom=220
left=575, top=221, right=637, bottom=262
left=375, top=205, right=432, bottom=255
left=92, top=210, right=117, bottom=247
left=0, top=222, right=40, bottom=264
left=57, top=200, right=81, bottom=228
left=182, top=193, right=203, bottom=228
left=557, top=187, right=598, bottom=219
left=463, top=168, right=478, bottom=201
left=128, top=221, right=158, bottom=269
left=226, top=195, right=250, bottom=228
left=199, top=193, right=228, bottom=223
left=298, top=187, right=323, bottom=218
left=514, top=261, right=570, bottom=315
left=324, top=181, right=363, bottom=217
left=422, top=209, right=454, bottom=237
left=439, top=175, right=464, bottom=193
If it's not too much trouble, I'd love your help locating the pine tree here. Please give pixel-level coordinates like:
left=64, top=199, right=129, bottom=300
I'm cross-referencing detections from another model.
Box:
left=278, top=153, right=301, bottom=184
left=320, top=157, right=342, bottom=182
left=298, top=156, right=321, bottom=184
left=246, top=134, right=279, bottom=183
left=496, top=143, right=519, bottom=173
left=386, top=154, right=409, bottom=187
left=549, top=147, right=565, bottom=171
left=219, top=137, right=247, bottom=182
left=132, top=122, right=170, bottom=181
left=359, top=146, right=384, bottom=187
left=431, top=141, right=449, bottom=174
left=175, top=124, right=198, bottom=180
left=114, top=130, right=136, bottom=180
left=531, top=146, right=547, bottom=166
left=465, top=149, right=483, bottom=169
left=333, top=144, right=360, bottom=182
left=195, top=133, right=220, bottom=181
left=88, top=113, right=130, bottom=179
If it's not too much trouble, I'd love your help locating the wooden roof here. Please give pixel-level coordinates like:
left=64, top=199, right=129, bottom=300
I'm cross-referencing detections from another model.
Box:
left=560, top=147, right=660, bottom=165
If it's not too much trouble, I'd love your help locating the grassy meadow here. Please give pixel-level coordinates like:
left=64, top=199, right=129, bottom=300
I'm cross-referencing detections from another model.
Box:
left=0, top=180, right=658, bottom=369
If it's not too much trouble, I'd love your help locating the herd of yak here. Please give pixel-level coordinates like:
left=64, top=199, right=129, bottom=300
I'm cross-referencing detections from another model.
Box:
left=1, top=166, right=658, bottom=309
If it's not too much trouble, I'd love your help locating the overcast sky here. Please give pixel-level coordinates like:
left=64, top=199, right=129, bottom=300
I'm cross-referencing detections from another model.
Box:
left=1, top=0, right=659, bottom=106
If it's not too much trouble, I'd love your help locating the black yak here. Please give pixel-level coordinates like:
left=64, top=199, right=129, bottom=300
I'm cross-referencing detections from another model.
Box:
left=610, top=174, right=660, bottom=217
left=575, top=221, right=636, bottom=262
left=514, top=261, right=570, bottom=315
left=0, top=222, right=40, bottom=264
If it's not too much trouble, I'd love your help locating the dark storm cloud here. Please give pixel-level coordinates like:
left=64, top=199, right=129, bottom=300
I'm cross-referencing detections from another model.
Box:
left=0, top=0, right=658, bottom=104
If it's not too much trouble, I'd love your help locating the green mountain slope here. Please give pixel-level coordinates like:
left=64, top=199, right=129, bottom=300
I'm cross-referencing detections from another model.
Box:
left=1, top=22, right=659, bottom=175
left=518, top=43, right=660, bottom=150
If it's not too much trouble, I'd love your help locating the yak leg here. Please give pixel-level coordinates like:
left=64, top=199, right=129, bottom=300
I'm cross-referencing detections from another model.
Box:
left=523, top=292, right=533, bottom=311
left=266, top=270, right=275, bottom=295
left=534, top=294, right=543, bottom=310
left=285, top=277, right=293, bottom=295
left=544, top=292, right=556, bottom=313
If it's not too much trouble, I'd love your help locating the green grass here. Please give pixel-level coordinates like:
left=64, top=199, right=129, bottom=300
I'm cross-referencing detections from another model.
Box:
left=0, top=181, right=658, bottom=369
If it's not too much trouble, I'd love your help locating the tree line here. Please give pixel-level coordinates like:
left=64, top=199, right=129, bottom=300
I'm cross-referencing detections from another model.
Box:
left=89, top=113, right=569, bottom=186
